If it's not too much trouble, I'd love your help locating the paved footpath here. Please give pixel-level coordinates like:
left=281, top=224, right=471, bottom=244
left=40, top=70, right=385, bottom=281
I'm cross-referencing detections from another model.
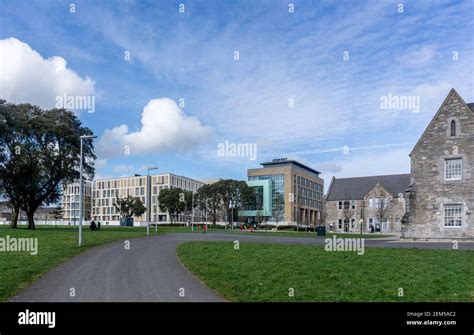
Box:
left=10, top=232, right=474, bottom=302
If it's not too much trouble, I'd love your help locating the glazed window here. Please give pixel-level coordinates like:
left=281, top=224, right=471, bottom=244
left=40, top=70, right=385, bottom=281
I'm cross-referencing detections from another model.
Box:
left=444, top=204, right=463, bottom=227
left=445, top=158, right=462, bottom=180
left=450, top=120, right=456, bottom=137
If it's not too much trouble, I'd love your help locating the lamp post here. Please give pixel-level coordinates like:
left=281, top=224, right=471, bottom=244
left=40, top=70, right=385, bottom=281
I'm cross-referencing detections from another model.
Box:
left=146, top=167, right=159, bottom=231
left=191, top=189, right=194, bottom=231
left=79, top=135, right=97, bottom=247
left=205, top=198, right=209, bottom=226
left=230, top=200, right=234, bottom=230
left=147, top=167, right=159, bottom=222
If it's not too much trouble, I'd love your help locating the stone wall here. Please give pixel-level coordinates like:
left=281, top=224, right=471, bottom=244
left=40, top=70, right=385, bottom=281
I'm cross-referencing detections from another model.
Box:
left=325, top=184, right=405, bottom=233
left=405, top=90, right=474, bottom=239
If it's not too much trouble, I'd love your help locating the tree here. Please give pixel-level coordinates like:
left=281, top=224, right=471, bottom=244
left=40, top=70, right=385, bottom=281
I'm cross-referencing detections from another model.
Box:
left=215, top=179, right=253, bottom=228
left=373, top=188, right=391, bottom=234
left=158, top=188, right=187, bottom=224
left=0, top=101, right=96, bottom=229
left=196, top=183, right=222, bottom=227
left=359, top=199, right=366, bottom=235
left=183, top=190, right=194, bottom=221
left=342, top=191, right=354, bottom=232
left=113, top=196, right=146, bottom=219
left=254, top=209, right=265, bottom=229
left=273, top=192, right=284, bottom=228
left=51, top=206, right=63, bottom=228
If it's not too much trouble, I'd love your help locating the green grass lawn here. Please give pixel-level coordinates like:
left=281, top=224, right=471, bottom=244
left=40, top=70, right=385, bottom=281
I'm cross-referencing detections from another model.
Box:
left=177, top=241, right=474, bottom=302
left=0, top=224, right=152, bottom=301
left=0, top=224, right=393, bottom=302
left=215, top=230, right=389, bottom=239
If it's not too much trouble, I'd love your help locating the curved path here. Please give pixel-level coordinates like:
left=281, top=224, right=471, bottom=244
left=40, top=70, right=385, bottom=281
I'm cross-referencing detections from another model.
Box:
left=10, top=232, right=474, bottom=302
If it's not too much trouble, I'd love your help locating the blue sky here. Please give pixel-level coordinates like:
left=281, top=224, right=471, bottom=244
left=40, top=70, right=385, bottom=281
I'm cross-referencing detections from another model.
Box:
left=0, top=0, right=473, bottom=188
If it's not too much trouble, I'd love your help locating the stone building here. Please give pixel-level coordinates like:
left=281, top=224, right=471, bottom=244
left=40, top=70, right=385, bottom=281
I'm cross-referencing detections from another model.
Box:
left=325, top=174, right=410, bottom=233
left=403, top=89, right=474, bottom=239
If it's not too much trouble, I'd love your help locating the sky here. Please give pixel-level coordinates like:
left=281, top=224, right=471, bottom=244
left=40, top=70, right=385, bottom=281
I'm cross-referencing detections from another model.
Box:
left=0, top=0, right=473, bottom=190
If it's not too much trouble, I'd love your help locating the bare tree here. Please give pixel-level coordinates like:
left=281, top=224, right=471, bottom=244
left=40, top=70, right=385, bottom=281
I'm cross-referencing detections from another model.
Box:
left=359, top=199, right=366, bottom=235
left=373, top=188, right=390, bottom=234
left=342, top=190, right=354, bottom=232
left=272, top=192, right=284, bottom=230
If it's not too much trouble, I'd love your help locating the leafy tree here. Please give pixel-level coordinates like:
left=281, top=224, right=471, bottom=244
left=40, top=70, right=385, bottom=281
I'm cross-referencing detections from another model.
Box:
left=158, top=188, right=188, bottom=224
left=51, top=206, right=64, bottom=221
left=0, top=101, right=95, bottom=229
left=215, top=179, right=253, bottom=227
left=196, top=183, right=222, bottom=227
left=183, top=190, right=194, bottom=220
left=113, top=196, right=146, bottom=219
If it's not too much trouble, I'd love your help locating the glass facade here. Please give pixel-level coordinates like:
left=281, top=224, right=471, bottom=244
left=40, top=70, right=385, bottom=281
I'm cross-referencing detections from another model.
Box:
left=249, top=174, right=285, bottom=221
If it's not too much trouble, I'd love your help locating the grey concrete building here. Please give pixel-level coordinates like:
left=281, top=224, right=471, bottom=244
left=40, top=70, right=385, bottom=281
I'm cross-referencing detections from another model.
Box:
left=325, top=174, right=410, bottom=233
left=403, top=89, right=474, bottom=239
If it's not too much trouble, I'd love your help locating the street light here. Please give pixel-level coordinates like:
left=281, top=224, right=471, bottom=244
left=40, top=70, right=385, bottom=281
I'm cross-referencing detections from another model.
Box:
left=79, top=135, right=97, bottom=247
left=191, top=190, right=194, bottom=232
left=147, top=166, right=159, bottom=228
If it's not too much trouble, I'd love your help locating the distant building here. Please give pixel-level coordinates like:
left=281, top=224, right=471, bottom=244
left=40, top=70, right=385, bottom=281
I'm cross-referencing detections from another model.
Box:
left=0, top=201, right=13, bottom=222
left=239, top=158, right=324, bottom=226
left=61, top=181, right=93, bottom=222
left=0, top=201, right=60, bottom=223
left=403, top=89, right=474, bottom=239
left=92, top=173, right=204, bottom=223
left=325, top=174, right=410, bottom=233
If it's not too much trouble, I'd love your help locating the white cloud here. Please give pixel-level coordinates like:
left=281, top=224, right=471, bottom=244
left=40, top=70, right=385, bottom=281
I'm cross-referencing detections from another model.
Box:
left=319, top=149, right=411, bottom=192
left=399, top=45, right=438, bottom=66
left=0, top=37, right=96, bottom=109
left=97, top=98, right=212, bottom=158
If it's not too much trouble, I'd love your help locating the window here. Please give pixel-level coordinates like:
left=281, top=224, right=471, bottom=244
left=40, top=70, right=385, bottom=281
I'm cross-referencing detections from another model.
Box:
left=450, top=120, right=456, bottom=137
left=351, top=200, right=356, bottom=209
left=338, top=219, right=342, bottom=229
left=444, top=204, right=463, bottom=227
left=445, top=159, right=462, bottom=180
left=338, top=201, right=343, bottom=210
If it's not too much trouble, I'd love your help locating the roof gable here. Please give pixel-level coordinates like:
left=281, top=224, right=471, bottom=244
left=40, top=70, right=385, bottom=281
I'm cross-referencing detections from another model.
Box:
left=325, top=174, right=410, bottom=201
left=410, top=88, right=474, bottom=156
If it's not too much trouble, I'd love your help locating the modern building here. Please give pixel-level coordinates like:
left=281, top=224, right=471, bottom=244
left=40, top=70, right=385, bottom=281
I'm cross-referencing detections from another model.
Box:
left=61, top=181, right=93, bottom=223
left=325, top=174, right=410, bottom=233
left=239, top=158, right=324, bottom=226
left=91, top=173, right=204, bottom=223
left=403, top=89, right=474, bottom=239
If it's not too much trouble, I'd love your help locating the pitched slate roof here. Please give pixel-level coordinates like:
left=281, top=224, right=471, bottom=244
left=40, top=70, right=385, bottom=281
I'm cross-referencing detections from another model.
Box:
left=467, top=103, right=474, bottom=112
left=326, top=174, right=411, bottom=201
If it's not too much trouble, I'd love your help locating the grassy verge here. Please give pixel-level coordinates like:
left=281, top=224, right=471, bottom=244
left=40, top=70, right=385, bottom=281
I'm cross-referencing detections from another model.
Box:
left=156, top=225, right=390, bottom=239
left=214, top=230, right=390, bottom=239
left=177, top=241, right=474, bottom=302
left=0, top=225, right=149, bottom=301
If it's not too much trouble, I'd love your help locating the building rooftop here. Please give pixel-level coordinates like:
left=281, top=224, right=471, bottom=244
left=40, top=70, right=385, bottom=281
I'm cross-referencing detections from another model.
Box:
left=326, top=174, right=411, bottom=201
left=259, top=158, right=321, bottom=175
left=467, top=102, right=474, bottom=112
